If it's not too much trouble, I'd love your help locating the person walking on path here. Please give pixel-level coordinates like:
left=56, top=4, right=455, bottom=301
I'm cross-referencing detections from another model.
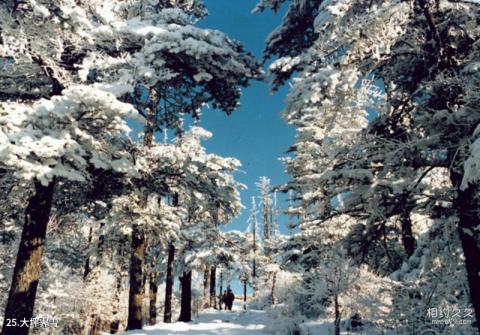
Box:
left=221, top=291, right=228, bottom=310
left=224, top=288, right=235, bottom=311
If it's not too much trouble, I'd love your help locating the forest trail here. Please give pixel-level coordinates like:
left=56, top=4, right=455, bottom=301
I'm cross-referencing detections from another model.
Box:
left=119, top=301, right=269, bottom=335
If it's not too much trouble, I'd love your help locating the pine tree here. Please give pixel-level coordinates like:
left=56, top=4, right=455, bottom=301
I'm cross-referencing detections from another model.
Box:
left=258, top=0, right=480, bottom=332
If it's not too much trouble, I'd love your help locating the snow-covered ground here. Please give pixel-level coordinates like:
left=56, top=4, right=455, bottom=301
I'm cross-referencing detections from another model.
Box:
left=118, top=301, right=268, bottom=335
left=117, top=301, right=357, bottom=335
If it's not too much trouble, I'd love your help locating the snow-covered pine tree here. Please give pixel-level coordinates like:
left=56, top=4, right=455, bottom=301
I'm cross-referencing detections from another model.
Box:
left=258, top=0, right=480, bottom=332
left=256, top=177, right=272, bottom=243
left=90, top=3, right=261, bottom=328
left=0, top=85, right=139, bottom=335
left=251, top=177, right=286, bottom=308
left=246, top=196, right=260, bottom=297
left=105, top=126, right=244, bottom=328
left=1, top=1, right=260, bottom=332
left=171, top=129, right=244, bottom=322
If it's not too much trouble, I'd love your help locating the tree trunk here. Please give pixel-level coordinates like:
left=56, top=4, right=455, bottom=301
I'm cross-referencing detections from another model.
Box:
left=127, top=223, right=146, bottom=330
left=163, top=243, right=175, bottom=323
left=125, top=90, right=155, bottom=330
left=164, top=194, right=178, bottom=323
left=88, top=316, right=102, bottom=335
left=334, top=294, right=341, bottom=335
left=144, top=94, right=156, bottom=148
left=252, top=258, right=257, bottom=297
left=263, top=195, right=269, bottom=241
left=453, top=186, right=480, bottom=332
left=2, top=180, right=55, bottom=335
left=110, top=274, right=123, bottom=334
left=243, top=280, right=247, bottom=310
left=449, top=166, right=480, bottom=332
left=178, top=271, right=192, bottom=322
left=125, top=90, right=154, bottom=330
left=83, top=226, right=93, bottom=280
left=210, top=266, right=217, bottom=309
left=203, top=266, right=210, bottom=308
left=219, top=271, right=223, bottom=310
left=400, top=209, right=416, bottom=258
left=271, top=271, right=277, bottom=305
left=148, top=270, right=158, bottom=326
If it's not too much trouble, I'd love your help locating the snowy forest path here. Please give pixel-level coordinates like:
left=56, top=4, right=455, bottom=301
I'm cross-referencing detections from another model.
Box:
left=119, top=301, right=268, bottom=335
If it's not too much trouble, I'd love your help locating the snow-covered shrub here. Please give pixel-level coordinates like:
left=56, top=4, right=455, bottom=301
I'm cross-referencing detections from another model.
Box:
left=265, top=304, right=305, bottom=335
left=388, top=217, right=477, bottom=335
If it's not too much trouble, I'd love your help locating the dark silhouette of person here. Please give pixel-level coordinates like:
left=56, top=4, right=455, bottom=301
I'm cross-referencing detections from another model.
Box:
left=224, top=288, right=235, bottom=311
left=221, top=291, right=228, bottom=310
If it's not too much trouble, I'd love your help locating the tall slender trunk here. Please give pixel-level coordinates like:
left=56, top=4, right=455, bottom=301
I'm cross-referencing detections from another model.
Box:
left=126, top=223, right=146, bottom=330
left=83, top=226, right=93, bottom=280
left=83, top=222, right=106, bottom=334
left=163, top=243, right=175, bottom=323
left=163, top=194, right=178, bottom=323
left=148, top=270, right=158, bottom=326
left=263, top=195, right=269, bottom=241
left=2, top=180, right=55, bottom=335
left=400, top=209, right=416, bottom=258
left=219, top=271, right=223, bottom=310
left=203, top=266, right=210, bottom=308
left=144, top=97, right=156, bottom=148
left=252, top=259, right=257, bottom=298
left=110, top=274, right=123, bottom=334
left=334, top=294, right=341, bottom=335
left=271, top=271, right=277, bottom=305
left=263, top=196, right=270, bottom=257
left=210, top=266, right=217, bottom=309
left=243, top=280, right=247, bottom=310
left=178, top=271, right=192, bottom=322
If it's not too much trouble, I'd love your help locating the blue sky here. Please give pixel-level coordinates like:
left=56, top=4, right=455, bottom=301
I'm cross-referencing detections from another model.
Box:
left=197, top=0, right=295, bottom=236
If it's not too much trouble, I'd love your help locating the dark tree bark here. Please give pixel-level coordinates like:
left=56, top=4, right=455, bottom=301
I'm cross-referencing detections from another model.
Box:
left=448, top=157, right=480, bottom=333
left=243, top=280, right=247, bottom=310
left=178, top=271, right=192, bottom=322
left=252, top=258, right=257, bottom=297
left=203, top=266, right=210, bottom=308
left=400, top=209, right=416, bottom=258
left=144, top=103, right=155, bottom=148
left=126, top=90, right=155, bottom=330
left=451, top=184, right=480, bottom=332
left=2, top=180, right=55, bottom=335
left=83, top=226, right=94, bottom=280
left=209, top=266, right=217, bottom=309
left=31, top=55, right=64, bottom=96
left=263, top=194, right=269, bottom=241
left=219, top=271, right=224, bottom=310
left=148, top=270, right=158, bottom=326
left=263, top=218, right=269, bottom=240
left=126, top=223, right=146, bottom=330
left=334, top=294, right=341, bottom=335
left=164, top=193, right=178, bottom=323
left=163, top=243, right=175, bottom=323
